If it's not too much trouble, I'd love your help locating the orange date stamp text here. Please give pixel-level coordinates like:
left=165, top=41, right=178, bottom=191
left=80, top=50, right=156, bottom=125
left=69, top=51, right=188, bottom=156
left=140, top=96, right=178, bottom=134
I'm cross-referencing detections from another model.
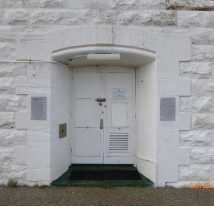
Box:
left=190, top=183, right=214, bottom=189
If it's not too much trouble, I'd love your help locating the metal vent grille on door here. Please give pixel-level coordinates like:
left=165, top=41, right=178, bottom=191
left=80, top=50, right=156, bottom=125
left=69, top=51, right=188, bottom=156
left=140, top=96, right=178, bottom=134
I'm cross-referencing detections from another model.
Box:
left=108, top=132, right=129, bottom=153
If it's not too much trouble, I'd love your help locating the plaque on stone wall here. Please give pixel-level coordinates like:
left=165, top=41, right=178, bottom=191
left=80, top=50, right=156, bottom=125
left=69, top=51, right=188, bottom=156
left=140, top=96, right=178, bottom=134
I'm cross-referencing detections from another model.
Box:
left=31, top=97, right=47, bottom=120
left=160, top=98, right=176, bottom=121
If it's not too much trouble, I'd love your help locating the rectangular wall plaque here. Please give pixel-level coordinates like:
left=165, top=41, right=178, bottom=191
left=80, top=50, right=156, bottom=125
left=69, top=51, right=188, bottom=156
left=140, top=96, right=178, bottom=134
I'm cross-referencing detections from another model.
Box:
left=160, top=98, right=176, bottom=121
left=31, top=97, right=47, bottom=120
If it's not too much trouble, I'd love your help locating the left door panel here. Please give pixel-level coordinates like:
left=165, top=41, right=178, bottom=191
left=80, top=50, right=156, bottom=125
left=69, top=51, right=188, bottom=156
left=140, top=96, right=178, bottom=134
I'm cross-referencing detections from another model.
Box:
left=73, top=69, right=103, bottom=163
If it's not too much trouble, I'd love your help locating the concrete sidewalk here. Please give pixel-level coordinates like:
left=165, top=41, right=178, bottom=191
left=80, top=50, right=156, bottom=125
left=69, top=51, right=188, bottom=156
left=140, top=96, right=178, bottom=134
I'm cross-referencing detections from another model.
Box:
left=0, top=187, right=214, bottom=206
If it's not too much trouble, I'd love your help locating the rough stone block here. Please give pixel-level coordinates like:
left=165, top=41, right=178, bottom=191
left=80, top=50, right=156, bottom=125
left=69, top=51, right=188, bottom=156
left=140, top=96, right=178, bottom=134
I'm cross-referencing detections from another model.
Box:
left=5, top=9, right=90, bottom=25
left=180, top=130, right=214, bottom=147
left=167, top=0, right=193, bottom=8
left=0, top=148, right=13, bottom=163
left=191, top=28, right=214, bottom=45
left=191, top=148, right=214, bottom=164
left=5, top=10, right=32, bottom=25
left=0, top=129, right=27, bottom=147
left=180, top=97, right=214, bottom=113
left=139, top=0, right=166, bottom=10
left=196, top=97, right=214, bottom=113
left=179, top=165, right=211, bottom=181
left=0, top=112, right=15, bottom=129
left=66, top=0, right=165, bottom=10
left=192, top=114, right=214, bottom=129
left=167, top=0, right=214, bottom=10
left=0, top=63, right=27, bottom=77
left=178, top=11, right=214, bottom=28
left=24, top=0, right=40, bottom=8
left=117, top=10, right=176, bottom=26
left=0, top=94, right=27, bottom=112
left=179, top=97, right=191, bottom=113
left=192, top=79, right=214, bottom=97
left=65, top=0, right=111, bottom=10
left=40, top=0, right=65, bottom=8
left=0, top=0, right=23, bottom=8
left=110, top=0, right=139, bottom=10
left=0, top=78, right=16, bottom=94
left=192, top=45, right=214, bottom=61
left=0, top=10, right=4, bottom=25
left=0, top=27, right=15, bottom=42
left=180, top=62, right=214, bottom=79
left=0, top=43, right=15, bottom=61
left=0, top=164, right=26, bottom=185
left=91, top=10, right=116, bottom=25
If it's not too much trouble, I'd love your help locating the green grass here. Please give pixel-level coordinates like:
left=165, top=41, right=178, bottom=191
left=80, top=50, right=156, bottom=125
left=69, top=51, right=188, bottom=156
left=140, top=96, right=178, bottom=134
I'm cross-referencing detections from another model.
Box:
left=7, top=179, right=18, bottom=187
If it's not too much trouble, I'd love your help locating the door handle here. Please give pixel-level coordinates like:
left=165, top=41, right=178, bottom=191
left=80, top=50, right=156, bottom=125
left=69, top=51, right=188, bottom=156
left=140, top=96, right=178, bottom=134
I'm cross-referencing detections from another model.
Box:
left=100, top=119, right=103, bottom=129
left=95, top=98, right=106, bottom=102
left=95, top=98, right=106, bottom=106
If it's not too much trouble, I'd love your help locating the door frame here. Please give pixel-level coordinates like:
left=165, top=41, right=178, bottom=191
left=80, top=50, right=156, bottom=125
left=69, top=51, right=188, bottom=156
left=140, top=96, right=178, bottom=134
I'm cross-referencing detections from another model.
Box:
left=70, top=66, right=136, bottom=164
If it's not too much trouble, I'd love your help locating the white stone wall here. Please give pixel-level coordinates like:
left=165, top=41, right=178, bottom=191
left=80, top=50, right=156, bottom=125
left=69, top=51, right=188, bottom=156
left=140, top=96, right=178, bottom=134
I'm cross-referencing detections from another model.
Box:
left=0, top=0, right=214, bottom=187
left=0, top=62, right=27, bottom=185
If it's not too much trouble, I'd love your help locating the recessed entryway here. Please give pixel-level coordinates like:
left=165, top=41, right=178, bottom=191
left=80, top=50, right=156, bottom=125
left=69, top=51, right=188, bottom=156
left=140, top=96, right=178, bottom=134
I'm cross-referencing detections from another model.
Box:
left=52, top=44, right=157, bottom=185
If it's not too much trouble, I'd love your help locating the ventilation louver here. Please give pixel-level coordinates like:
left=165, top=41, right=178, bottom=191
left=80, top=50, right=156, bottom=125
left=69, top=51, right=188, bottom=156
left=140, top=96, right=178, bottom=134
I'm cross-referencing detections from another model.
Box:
left=108, top=132, right=129, bottom=153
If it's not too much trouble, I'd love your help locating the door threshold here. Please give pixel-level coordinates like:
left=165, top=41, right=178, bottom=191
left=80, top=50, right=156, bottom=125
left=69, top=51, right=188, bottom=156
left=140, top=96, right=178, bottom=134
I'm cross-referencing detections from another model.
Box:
left=51, top=165, right=154, bottom=187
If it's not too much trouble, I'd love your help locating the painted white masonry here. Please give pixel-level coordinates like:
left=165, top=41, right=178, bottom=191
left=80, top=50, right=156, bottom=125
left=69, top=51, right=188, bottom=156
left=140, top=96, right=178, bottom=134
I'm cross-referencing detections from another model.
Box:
left=15, top=26, right=191, bottom=187
left=0, top=0, right=213, bottom=187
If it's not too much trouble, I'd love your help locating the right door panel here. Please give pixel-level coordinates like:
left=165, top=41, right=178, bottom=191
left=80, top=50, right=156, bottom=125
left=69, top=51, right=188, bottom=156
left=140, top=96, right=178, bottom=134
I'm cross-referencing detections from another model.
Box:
left=104, top=70, right=135, bottom=164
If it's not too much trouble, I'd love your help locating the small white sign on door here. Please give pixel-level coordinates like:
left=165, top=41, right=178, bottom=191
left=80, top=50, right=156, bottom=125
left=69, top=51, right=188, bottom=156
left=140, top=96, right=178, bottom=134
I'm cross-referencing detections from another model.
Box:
left=113, top=88, right=126, bottom=99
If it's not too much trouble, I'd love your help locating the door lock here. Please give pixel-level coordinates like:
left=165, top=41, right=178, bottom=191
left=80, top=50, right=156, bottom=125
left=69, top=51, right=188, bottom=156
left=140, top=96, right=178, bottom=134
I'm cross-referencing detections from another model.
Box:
left=95, top=98, right=106, bottom=106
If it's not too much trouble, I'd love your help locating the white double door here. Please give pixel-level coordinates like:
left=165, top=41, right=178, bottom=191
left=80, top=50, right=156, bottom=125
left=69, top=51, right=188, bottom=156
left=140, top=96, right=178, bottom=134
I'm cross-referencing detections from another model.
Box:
left=72, top=66, right=135, bottom=164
